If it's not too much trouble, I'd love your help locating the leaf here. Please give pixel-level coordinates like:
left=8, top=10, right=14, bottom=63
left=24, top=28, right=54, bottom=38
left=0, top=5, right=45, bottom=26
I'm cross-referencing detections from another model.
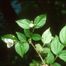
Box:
left=35, top=44, right=43, bottom=53
left=24, top=29, right=32, bottom=38
left=59, top=25, right=66, bottom=45
left=29, top=60, right=40, bottom=66
left=52, top=62, right=61, bottom=66
left=46, top=51, right=54, bottom=64
left=1, top=34, right=17, bottom=41
left=16, top=32, right=27, bottom=42
left=15, top=42, right=29, bottom=57
left=34, top=14, right=47, bottom=28
left=43, top=48, right=50, bottom=53
left=42, top=28, right=53, bottom=44
left=51, top=36, right=64, bottom=55
left=16, top=19, right=31, bottom=29
left=1, top=34, right=17, bottom=48
left=59, top=50, right=66, bottom=62
left=32, top=34, right=41, bottom=41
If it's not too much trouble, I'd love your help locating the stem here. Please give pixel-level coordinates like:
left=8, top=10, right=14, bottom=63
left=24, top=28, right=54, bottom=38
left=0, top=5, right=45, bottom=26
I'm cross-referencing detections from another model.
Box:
left=30, top=40, right=45, bottom=64
left=32, top=27, right=35, bottom=33
left=54, top=55, right=58, bottom=62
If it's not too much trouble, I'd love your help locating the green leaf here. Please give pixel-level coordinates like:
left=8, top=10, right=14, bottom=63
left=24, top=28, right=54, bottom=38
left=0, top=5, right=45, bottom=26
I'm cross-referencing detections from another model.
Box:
left=52, top=62, right=61, bottom=66
left=32, top=34, right=41, bottom=41
left=1, top=34, right=17, bottom=41
left=59, top=50, right=66, bottom=62
left=15, top=42, right=29, bottom=57
left=46, top=51, right=54, bottom=64
left=59, top=25, right=66, bottom=45
left=29, top=60, right=40, bottom=66
left=16, top=19, right=31, bottom=29
left=34, top=14, right=47, bottom=28
left=35, top=44, right=43, bottom=53
left=42, top=28, right=53, bottom=44
left=43, top=48, right=50, bottom=53
left=24, top=29, right=32, bottom=38
left=16, top=32, right=26, bottom=42
left=51, top=36, right=64, bottom=55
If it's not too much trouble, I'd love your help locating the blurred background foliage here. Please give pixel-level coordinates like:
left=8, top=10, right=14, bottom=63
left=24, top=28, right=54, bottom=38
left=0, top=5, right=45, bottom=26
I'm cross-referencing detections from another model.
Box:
left=0, top=0, right=66, bottom=66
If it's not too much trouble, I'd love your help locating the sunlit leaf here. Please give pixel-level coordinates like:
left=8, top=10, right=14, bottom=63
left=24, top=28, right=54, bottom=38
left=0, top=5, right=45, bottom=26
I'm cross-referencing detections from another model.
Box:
left=59, top=25, right=66, bottom=45
left=42, top=28, right=53, bottom=45
left=15, top=41, right=29, bottom=57
left=16, top=19, right=31, bottom=29
left=43, top=48, right=50, bottom=54
left=34, top=14, right=47, bottom=28
left=46, top=51, right=54, bottom=64
left=59, top=50, right=66, bottom=62
left=51, top=36, right=64, bottom=55
left=35, top=44, right=43, bottom=53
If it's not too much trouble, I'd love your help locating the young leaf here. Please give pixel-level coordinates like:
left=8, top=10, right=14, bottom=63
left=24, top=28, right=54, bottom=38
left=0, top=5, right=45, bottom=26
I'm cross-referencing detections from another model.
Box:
left=34, top=14, right=47, bottom=29
left=46, top=51, right=54, bottom=64
left=16, top=32, right=27, bottom=42
left=51, top=62, right=61, bottom=66
left=43, top=48, right=50, bottom=54
left=35, top=44, right=43, bottom=53
left=15, top=42, right=29, bottom=57
left=59, top=25, right=66, bottom=45
left=16, top=19, right=31, bottom=29
left=59, top=50, right=66, bottom=62
left=32, top=34, right=41, bottom=41
left=24, top=29, right=32, bottom=38
left=51, top=36, right=64, bottom=55
left=42, top=28, right=53, bottom=45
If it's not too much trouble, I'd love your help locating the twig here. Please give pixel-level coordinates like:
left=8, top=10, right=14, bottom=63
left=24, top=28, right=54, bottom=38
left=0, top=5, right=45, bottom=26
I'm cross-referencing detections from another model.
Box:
left=30, top=40, right=45, bottom=64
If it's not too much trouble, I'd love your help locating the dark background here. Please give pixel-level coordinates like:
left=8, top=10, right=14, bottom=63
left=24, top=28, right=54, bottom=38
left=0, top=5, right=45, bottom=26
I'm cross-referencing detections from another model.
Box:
left=0, top=0, right=66, bottom=66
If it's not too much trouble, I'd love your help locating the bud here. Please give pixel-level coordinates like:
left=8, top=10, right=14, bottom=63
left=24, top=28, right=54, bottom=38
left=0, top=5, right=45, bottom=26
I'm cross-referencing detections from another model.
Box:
left=42, top=64, right=48, bottom=66
left=29, top=23, right=34, bottom=28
